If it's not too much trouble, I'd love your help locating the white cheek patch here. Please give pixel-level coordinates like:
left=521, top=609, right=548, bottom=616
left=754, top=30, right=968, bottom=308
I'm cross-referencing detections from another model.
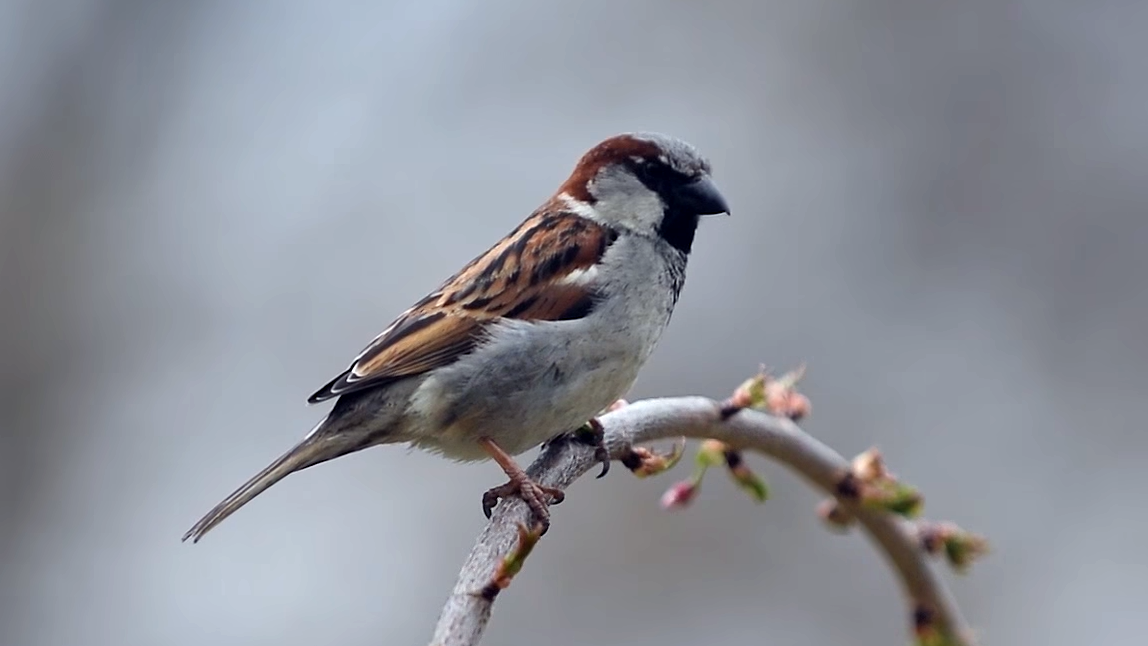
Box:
left=557, top=265, right=599, bottom=286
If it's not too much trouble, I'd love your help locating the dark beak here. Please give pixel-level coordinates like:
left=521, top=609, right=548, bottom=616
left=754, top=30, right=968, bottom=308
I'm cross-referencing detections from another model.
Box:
left=672, top=175, right=730, bottom=216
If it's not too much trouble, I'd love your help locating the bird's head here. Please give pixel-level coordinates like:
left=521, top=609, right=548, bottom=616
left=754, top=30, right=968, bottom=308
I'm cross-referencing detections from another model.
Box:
left=557, top=132, right=730, bottom=254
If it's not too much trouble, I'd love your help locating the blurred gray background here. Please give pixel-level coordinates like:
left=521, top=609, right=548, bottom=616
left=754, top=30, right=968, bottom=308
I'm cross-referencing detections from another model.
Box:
left=2, top=1, right=1145, bottom=645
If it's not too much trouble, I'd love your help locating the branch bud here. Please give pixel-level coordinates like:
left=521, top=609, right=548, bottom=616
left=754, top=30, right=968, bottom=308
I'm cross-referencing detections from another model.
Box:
left=847, top=447, right=924, bottom=517
left=660, top=478, right=700, bottom=510
left=918, top=521, right=990, bottom=572
left=862, top=480, right=925, bottom=518
left=851, top=447, right=890, bottom=483
left=723, top=449, right=769, bottom=503
left=731, top=373, right=767, bottom=410
left=624, top=439, right=686, bottom=478
left=481, top=522, right=544, bottom=599
left=697, top=438, right=729, bottom=468
left=913, top=603, right=941, bottom=646
left=763, top=364, right=810, bottom=420
left=817, top=498, right=855, bottom=531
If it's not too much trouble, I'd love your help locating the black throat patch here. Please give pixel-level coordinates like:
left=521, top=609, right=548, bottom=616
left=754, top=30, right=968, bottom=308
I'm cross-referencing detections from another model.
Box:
left=656, top=208, right=701, bottom=255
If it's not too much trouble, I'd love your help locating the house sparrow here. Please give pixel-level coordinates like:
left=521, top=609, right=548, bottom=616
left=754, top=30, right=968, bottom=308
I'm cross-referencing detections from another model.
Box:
left=182, top=132, right=729, bottom=542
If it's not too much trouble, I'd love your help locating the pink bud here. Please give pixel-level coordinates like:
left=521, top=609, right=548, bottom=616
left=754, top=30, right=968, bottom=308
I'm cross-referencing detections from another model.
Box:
left=660, top=480, right=698, bottom=510
left=605, top=398, right=630, bottom=413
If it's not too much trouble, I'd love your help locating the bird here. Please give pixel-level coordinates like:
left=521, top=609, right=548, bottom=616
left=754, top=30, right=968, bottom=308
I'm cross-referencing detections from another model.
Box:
left=182, top=132, right=730, bottom=543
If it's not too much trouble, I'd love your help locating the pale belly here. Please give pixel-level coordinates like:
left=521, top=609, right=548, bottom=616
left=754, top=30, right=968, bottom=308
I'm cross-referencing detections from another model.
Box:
left=404, top=318, right=649, bottom=461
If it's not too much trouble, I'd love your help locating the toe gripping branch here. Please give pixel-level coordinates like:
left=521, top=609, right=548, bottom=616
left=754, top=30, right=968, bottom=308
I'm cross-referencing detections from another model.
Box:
left=572, top=415, right=612, bottom=478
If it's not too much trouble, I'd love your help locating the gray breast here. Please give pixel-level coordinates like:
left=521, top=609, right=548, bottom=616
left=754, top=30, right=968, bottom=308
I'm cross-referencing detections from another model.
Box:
left=409, top=233, right=687, bottom=457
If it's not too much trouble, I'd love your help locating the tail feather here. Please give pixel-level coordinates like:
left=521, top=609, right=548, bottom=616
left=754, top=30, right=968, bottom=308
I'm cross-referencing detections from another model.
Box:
left=182, top=430, right=356, bottom=543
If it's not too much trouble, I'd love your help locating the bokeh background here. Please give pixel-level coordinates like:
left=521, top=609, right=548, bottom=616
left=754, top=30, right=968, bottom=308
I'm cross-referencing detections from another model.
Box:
left=2, top=1, right=1145, bottom=645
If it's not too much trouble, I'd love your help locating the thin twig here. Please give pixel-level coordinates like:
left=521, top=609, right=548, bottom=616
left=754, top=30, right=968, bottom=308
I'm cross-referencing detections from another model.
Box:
left=428, top=396, right=976, bottom=646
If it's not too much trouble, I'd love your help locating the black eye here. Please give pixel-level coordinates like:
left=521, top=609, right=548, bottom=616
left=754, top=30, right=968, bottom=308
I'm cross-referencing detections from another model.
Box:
left=631, top=158, right=691, bottom=193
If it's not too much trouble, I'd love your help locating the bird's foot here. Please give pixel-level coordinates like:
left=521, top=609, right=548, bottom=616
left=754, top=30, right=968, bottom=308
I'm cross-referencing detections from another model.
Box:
left=479, top=437, right=565, bottom=534
left=539, top=400, right=625, bottom=478
left=481, top=475, right=565, bottom=533
left=571, top=417, right=611, bottom=478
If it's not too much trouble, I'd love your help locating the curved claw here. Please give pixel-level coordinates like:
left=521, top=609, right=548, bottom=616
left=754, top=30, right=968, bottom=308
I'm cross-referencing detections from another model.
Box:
left=595, top=445, right=611, bottom=478
left=482, top=489, right=499, bottom=519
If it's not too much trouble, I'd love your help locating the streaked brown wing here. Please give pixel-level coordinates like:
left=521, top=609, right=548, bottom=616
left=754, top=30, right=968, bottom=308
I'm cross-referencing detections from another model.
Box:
left=307, top=210, right=618, bottom=403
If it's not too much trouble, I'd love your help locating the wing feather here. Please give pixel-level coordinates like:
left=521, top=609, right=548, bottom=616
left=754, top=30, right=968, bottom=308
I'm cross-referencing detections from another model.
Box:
left=307, top=210, right=618, bottom=403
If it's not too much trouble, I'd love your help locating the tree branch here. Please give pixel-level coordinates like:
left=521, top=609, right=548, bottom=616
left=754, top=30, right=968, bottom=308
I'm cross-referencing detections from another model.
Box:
left=429, top=395, right=979, bottom=646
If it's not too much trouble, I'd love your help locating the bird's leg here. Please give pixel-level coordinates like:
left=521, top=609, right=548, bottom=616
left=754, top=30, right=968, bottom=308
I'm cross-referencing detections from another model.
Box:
left=479, top=437, right=565, bottom=533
